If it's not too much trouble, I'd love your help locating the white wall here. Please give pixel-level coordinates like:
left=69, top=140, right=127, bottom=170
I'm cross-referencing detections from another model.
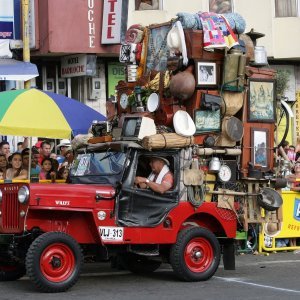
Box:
left=85, top=63, right=107, bottom=117
left=128, top=0, right=300, bottom=59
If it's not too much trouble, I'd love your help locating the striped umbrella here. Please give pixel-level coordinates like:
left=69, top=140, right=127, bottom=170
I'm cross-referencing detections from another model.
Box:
left=0, top=88, right=106, bottom=139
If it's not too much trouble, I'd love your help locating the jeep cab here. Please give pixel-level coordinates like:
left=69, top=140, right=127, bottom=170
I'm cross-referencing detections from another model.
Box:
left=0, top=141, right=237, bottom=292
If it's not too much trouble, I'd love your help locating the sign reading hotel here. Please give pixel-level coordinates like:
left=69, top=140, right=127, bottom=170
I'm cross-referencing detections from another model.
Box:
left=61, top=54, right=97, bottom=78
left=101, top=0, right=122, bottom=44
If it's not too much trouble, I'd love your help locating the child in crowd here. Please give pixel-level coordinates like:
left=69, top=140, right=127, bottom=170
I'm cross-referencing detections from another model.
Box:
left=39, top=158, right=56, bottom=180
left=287, top=145, right=296, bottom=161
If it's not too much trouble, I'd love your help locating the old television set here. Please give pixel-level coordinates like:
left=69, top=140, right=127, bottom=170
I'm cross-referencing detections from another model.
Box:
left=120, top=116, right=156, bottom=141
left=121, top=116, right=142, bottom=140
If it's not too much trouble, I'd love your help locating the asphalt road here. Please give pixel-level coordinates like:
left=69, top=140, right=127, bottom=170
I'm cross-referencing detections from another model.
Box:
left=1, top=251, right=300, bottom=300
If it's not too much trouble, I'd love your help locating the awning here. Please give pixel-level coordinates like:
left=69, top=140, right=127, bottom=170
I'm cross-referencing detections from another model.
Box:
left=0, top=58, right=39, bottom=81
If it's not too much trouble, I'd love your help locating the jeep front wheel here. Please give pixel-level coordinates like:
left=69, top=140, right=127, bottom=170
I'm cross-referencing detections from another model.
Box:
left=26, top=232, right=83, bottom=293
left=170, top=227, right=220, bottom=281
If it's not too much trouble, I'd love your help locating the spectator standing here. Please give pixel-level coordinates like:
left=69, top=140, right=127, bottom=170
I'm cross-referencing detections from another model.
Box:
left=0, top=141, right=11, bottom=159
left=282, top=140, right=289, bottom=155
left=0, top=154, right=8, bottom=180
left=38, top=141, right=52, bottom=165
left=56, top=139, right=71, bottom=166
left=60, top=146, right=74, bottom=170
left=4, top=152, right=28, bottom=180
left=21, top=148, right=40, bottom=179
left=295, top=136, right=300, bottom=161
left=57, top=166, right=69, bottom=180
left=17, top=137, right=29, bottom=153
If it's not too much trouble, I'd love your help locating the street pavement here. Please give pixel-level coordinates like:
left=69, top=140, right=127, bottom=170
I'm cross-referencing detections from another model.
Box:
left=1, top=251, right=300, bottom=300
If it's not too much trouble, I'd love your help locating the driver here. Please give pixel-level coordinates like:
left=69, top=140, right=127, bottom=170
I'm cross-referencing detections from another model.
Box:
left=134, top=156, right=173, bottom=194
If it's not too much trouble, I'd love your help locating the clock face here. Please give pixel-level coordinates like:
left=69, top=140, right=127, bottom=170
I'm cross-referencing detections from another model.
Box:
left=218, top=164, right=232, bottom=183
left=120, top=93, right=128, bottom=110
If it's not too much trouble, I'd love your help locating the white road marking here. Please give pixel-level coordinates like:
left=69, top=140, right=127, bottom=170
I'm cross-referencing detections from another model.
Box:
left=214, top=277, right=300, bottom=294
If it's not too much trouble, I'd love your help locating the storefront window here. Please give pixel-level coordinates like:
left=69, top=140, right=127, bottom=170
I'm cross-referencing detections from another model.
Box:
left=209, top=0, right=233, bottom=14
left=275, top=0, right=299, bottom=17
left=135, top=0, right=161, bottom=10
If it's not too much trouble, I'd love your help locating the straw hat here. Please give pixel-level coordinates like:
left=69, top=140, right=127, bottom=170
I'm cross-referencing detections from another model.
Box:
left=150, top=156, right=170, bottom=166
left=56, top=139, right=71, bottom=150
left=167, top=24, right=183, bottom=53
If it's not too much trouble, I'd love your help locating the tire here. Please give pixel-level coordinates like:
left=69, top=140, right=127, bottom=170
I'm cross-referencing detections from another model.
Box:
left=170, top=227, right=220, bottom=281
left=276, top=102, right=289, bottom=147
left=26, top=232, right=83, bottom=293
left=0, top=262, right=26, bottom=281
left=119, top=253, right=161, bottom=274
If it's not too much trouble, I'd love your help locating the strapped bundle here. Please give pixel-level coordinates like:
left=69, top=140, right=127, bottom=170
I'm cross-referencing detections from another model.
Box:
left=142, top=133, right=194, bottom=150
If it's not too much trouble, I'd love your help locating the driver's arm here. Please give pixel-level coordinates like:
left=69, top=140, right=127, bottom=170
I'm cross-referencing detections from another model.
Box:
left=146, top=180, right=171, bottom=194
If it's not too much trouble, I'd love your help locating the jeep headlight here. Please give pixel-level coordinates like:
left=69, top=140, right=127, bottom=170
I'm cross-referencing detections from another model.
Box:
left=18, top=186, right=29, bottom=204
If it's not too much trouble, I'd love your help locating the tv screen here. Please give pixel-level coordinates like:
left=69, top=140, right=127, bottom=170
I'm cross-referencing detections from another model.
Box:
left=121, top=117, right=142, bottom=139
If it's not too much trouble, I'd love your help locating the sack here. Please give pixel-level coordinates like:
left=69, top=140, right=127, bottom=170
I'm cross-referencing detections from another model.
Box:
left=217, top=189, right=235, bottom=210
left=201, top=93, right=221, bottom=111
left=183, top=169, right=204, bottom=186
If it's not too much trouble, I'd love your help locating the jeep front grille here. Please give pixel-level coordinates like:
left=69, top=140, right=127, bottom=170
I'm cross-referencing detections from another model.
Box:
left=2, top=185, right=21, bottom=232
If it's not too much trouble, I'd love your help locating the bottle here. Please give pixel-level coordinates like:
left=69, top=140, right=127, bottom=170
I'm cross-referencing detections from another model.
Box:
left=254, top=46, right=267, bottom=64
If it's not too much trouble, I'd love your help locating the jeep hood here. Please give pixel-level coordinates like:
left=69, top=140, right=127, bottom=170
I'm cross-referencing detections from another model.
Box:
left=28, top=183, right=115, bottom=208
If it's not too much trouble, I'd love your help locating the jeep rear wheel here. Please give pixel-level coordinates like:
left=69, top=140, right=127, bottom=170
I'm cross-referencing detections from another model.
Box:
left=26, top=232, right=83, bottom=293
left=170, top=227, right=220, bottom=281
left=0, top=262, right=26, bottom=281
left=120, top=253, right=161, bottom=274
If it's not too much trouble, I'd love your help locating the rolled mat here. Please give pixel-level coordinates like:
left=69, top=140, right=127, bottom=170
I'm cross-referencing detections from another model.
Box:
left=142, top=133, right=194, bottom=150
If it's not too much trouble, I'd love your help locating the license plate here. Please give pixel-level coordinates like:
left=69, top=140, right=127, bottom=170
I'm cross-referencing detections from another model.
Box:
left=99, top=226, right=124, bottom=242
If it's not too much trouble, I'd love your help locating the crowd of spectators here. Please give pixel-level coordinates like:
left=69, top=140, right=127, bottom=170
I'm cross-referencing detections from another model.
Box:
left=0, top=138, right=73, bottom=181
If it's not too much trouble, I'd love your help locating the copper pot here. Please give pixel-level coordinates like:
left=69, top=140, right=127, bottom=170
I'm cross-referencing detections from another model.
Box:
left=169, top=65, right=195, bottom=101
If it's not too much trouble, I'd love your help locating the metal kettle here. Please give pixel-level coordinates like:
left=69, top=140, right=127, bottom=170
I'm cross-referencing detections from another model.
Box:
left=209, top=157, right=221, bottom=173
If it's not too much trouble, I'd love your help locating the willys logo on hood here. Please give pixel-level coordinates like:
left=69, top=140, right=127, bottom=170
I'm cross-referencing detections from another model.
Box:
left=294, top=199, right=300, bottom=221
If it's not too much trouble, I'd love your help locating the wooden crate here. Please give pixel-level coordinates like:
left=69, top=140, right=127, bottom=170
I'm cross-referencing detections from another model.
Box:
left=184, top=29, right=225, bottom=60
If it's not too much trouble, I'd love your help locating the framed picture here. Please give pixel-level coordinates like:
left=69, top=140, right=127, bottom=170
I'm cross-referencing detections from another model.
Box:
left=248, top=79, right=276, bottom=122
left=135, top=0, right=162, bottom=10
left=251, top=128, right=269, bottom=169
left=146, top=22, right=171, bottom=72
left=196, top=61, right=217, bottom=87
left=194, top=109, right=221, bottom=134
left=209, top=0, right=233, bottom=13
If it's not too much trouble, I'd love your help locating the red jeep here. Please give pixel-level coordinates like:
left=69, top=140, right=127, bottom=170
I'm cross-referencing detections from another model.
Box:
left=0, top=141, right=237, bottom=292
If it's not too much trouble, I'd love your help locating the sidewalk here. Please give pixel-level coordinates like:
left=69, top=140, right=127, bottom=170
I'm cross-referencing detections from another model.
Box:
left=232, top=249, right=300, bottom=268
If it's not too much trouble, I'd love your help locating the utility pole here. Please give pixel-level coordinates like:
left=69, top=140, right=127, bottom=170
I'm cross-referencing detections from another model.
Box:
left=22, top=0, right=31, bottom=89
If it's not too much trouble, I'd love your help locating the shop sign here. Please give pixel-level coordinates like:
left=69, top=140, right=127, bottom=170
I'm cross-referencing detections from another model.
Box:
left=61, top=54, right=97, bottom=78
left=107, top=62, right=125, bottom=99
left=0, top=0, right=14, bottom=39
left=294, top=199, right=300, bottom=222
left=101, top=0, right=122, bottom=44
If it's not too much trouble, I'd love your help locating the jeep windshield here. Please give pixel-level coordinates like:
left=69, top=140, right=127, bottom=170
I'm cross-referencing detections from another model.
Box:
left=69, top=151, right=127, bottom=185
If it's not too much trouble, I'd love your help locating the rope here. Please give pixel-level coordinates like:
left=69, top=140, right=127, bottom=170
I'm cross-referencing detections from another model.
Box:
left=187, top=185, right=204, bottom=208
